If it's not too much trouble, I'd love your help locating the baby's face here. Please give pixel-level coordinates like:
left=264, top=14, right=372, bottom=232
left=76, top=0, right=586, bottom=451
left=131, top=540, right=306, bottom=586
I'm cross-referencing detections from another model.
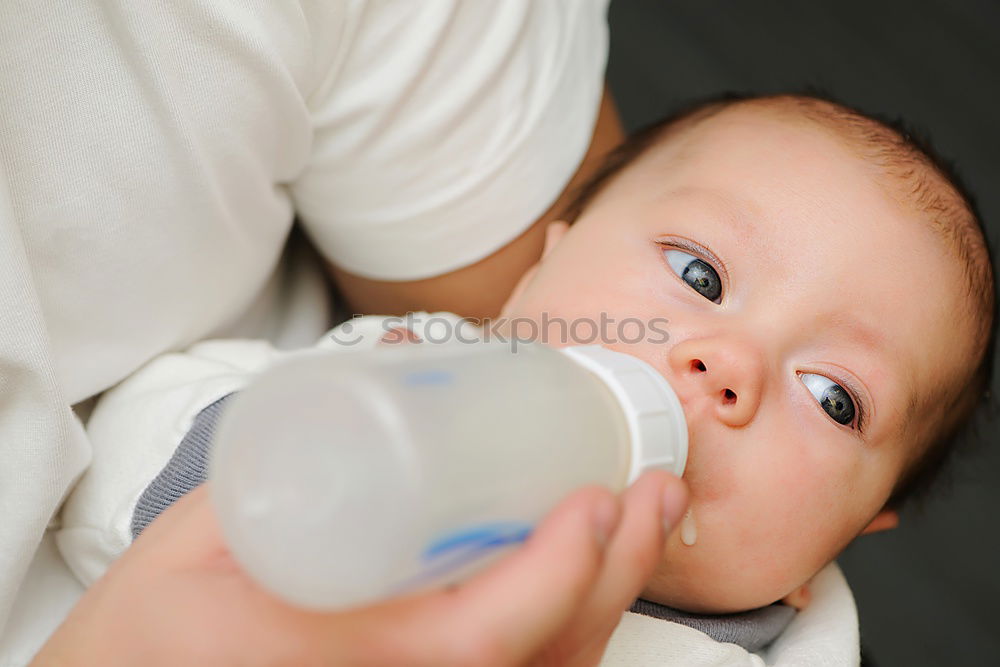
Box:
left=500, top=108, right=970, bottom=612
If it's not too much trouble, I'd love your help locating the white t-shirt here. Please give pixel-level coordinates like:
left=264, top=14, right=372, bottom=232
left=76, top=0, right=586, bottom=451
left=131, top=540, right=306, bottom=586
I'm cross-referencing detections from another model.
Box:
left=0, top=1, right=608, bottom=661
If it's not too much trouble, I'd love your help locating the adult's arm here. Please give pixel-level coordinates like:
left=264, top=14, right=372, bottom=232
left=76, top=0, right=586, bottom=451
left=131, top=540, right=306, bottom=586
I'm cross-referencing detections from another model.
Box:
left=327, top=86, right=625, bottom=320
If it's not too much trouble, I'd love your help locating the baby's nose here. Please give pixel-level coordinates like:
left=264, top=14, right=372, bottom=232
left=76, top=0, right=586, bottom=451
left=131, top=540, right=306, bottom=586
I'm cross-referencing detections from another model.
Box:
left=667, top=337, right=765, bottom=428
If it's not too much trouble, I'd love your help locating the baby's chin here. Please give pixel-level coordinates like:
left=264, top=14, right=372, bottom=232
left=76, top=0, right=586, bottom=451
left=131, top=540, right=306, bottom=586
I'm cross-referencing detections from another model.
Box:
left=640, top=575, right=789, bottom=615
left=639, top=543, right=803, bottom=614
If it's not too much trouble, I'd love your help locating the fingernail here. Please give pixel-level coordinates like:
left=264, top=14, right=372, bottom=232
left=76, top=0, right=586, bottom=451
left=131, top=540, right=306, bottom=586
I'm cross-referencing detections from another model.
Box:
left=593, top=496, right=621, bottom=548
left=661, top=483, right=687, bottom=533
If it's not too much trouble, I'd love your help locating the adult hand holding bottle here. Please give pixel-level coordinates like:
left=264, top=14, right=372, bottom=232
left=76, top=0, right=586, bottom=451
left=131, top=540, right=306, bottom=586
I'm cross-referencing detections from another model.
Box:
left=33, top=472, right=687, bottom=666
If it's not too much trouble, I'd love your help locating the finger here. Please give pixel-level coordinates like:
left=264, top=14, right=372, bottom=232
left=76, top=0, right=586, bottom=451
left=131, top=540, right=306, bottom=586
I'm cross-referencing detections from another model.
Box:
left=355, top=485, right=622, bottom=666
left=558, top=471, right=689, bottom=652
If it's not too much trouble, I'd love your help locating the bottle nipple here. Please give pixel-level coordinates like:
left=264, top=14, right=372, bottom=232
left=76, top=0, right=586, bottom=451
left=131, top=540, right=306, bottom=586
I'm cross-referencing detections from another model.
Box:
left=680, top=508, right=697, bottom=546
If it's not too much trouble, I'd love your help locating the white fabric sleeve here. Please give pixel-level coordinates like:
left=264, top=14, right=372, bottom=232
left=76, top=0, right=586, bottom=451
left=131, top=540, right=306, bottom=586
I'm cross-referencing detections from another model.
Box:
left=292, top=0, right=611, bottom=280
left=600, top=563, right=860, bottom=667
left=55, top=340, right=283, bottom=587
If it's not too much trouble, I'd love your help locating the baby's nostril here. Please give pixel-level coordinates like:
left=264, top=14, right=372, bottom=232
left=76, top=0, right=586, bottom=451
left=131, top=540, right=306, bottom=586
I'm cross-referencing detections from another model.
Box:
left=691, top=359, right=707, bottom=372
left=722, top=388, right=737, bottom=404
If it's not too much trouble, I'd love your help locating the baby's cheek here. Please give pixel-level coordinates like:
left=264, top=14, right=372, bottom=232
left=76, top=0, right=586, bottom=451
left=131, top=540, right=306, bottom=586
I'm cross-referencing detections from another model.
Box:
left=746, top=457, right=860, bottom=581
left=751, top=451, right=846, bottom=537
left=660, top=461, right=842, bottom=609
left=677, top=438, right=741, bottom=504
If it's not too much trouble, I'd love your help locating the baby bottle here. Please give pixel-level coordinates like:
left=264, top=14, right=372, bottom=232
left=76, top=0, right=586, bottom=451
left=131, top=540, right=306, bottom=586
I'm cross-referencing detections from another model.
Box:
left=209, top=342, right=687, bottom=610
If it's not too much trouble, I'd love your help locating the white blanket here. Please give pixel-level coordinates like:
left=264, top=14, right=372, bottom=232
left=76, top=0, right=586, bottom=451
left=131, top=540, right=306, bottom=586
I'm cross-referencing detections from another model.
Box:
left=603, top=563, right=859, bottom=666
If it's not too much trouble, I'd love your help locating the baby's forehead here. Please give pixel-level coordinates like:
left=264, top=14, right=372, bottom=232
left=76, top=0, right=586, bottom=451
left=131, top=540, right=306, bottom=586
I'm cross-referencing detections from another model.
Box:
left=657, top=104, right=880, bottom=176
left=657, top=101, right=969, bottom=232
left=639, top=110, right=924, bottom=246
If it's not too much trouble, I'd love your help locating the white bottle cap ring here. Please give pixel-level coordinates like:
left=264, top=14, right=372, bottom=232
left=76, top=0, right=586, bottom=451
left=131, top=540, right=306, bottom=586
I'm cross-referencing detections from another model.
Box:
left=560, top=346, right=688, bottom=483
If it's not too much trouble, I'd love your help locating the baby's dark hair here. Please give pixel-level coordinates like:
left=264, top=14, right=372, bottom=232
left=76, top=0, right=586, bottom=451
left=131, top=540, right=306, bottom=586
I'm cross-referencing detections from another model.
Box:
left=562, top=92, right=997, bottom=511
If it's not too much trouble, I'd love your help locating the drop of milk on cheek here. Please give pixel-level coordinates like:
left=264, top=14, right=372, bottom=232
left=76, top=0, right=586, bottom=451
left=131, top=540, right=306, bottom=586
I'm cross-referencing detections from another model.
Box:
left=680, top=509, right=697, bottom=546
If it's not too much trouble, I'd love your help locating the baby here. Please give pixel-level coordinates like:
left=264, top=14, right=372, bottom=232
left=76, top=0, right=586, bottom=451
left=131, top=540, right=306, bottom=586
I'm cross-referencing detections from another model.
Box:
left=498, top=93, right=996, bottom=616
left=57, top=94, right=995, bottom=660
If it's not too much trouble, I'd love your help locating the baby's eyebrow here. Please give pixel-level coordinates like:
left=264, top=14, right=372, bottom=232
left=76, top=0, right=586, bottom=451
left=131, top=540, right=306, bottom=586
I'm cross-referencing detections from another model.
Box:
left=666, top=186, right=762, bottom=245
left=837, top=316, right=886, bottom=356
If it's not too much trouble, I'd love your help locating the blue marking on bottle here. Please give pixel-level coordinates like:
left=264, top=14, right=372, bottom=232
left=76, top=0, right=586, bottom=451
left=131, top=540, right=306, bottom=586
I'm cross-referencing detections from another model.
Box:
left=403, top=369, right=453, bottom=386
left=424, top=522, right=533, bottom=560
left=390, top=522, right=534, bottom=591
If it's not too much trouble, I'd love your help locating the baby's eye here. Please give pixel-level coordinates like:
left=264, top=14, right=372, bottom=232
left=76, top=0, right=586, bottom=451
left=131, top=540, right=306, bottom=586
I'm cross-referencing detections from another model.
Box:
left=800, top=373, right=856, bottom=426
left=664, top=249, right=722, bottom=302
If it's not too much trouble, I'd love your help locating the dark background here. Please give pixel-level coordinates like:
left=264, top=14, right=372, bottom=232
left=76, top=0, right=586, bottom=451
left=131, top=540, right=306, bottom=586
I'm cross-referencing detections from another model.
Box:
left=605, top=2, right=999, bottom=665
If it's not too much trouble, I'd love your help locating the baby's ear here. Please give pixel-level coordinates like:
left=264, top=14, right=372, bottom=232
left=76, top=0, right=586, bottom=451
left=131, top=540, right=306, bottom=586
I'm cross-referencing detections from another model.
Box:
left=499, top=222, right=570, bottom=316
left=859, top=509, right=900, bottom=536
left=782, top=584, right=811, bottom=610
left=540, top=221, right=570, bottom=258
